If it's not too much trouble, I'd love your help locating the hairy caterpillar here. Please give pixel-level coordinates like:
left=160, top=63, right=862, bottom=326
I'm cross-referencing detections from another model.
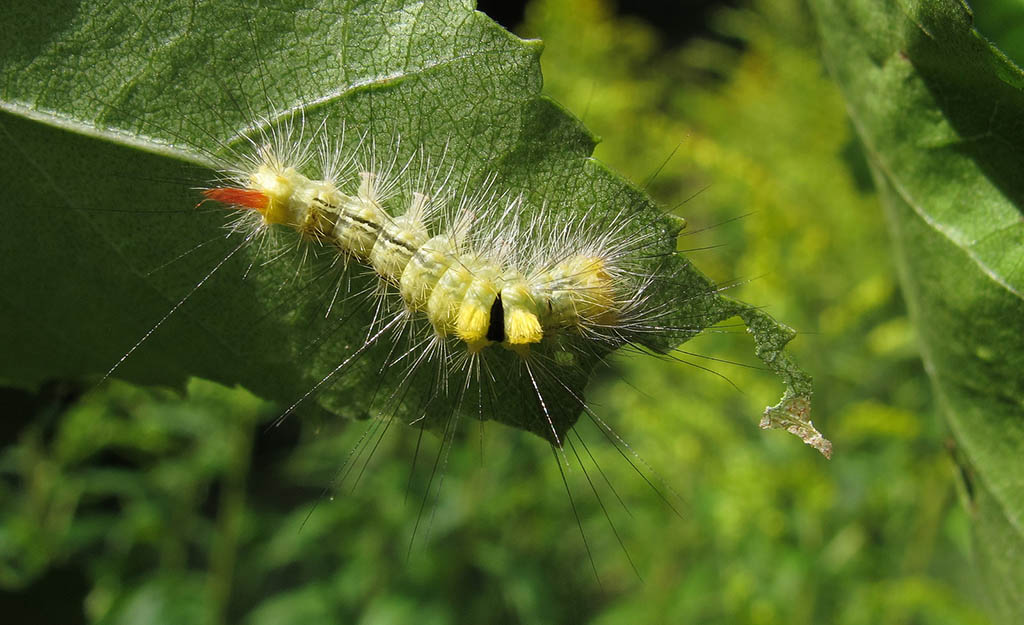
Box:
left=178, top=116, right=685, bottom=448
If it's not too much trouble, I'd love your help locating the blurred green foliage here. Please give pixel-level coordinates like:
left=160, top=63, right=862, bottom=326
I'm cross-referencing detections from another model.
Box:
left=0, top=0, right=1001, bottom=623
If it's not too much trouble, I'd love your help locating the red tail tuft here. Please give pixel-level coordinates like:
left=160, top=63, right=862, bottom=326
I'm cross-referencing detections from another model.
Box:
left=202, top=188, right=269, bottom=211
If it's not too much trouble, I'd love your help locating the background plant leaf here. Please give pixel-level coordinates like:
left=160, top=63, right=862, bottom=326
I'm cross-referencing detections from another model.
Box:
left=811, top=0, right=1024, bottom=620
left=0, top=0, right=818, bottom=446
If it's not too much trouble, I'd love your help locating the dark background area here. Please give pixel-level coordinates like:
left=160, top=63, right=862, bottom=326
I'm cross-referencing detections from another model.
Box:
left=478, top=0, right=741, bottom=44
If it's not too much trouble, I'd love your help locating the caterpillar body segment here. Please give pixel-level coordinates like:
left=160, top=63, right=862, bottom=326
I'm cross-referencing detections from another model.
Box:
left=202, top=138, right=637, bottom=360
left=531, top=255, right=618, bottom=330
left=399, top=233, right=459, bottom=309
left=334, top=172, right=388, bottom=258
left=370, top=191, right=431, bottom=281
left=454, top=262, right=503, bottom=352
left=499, top=274, right=543, bottom=346
left=425, top=253, right=478, bottom=339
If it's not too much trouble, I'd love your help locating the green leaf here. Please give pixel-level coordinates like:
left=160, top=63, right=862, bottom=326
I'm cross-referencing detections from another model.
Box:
left=812, top=0, right=1024, bottom=619
left=0, top=0, right=821, bottom=451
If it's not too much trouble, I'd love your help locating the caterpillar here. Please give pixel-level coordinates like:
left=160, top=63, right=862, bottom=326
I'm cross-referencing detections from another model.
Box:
left=208, top=141, right=630, bottom=359
left=178, top=117, right=683, bottom=448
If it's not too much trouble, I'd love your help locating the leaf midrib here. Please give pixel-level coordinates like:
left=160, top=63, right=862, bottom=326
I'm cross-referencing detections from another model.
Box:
left=825, top=49, right=1024, bottom=301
